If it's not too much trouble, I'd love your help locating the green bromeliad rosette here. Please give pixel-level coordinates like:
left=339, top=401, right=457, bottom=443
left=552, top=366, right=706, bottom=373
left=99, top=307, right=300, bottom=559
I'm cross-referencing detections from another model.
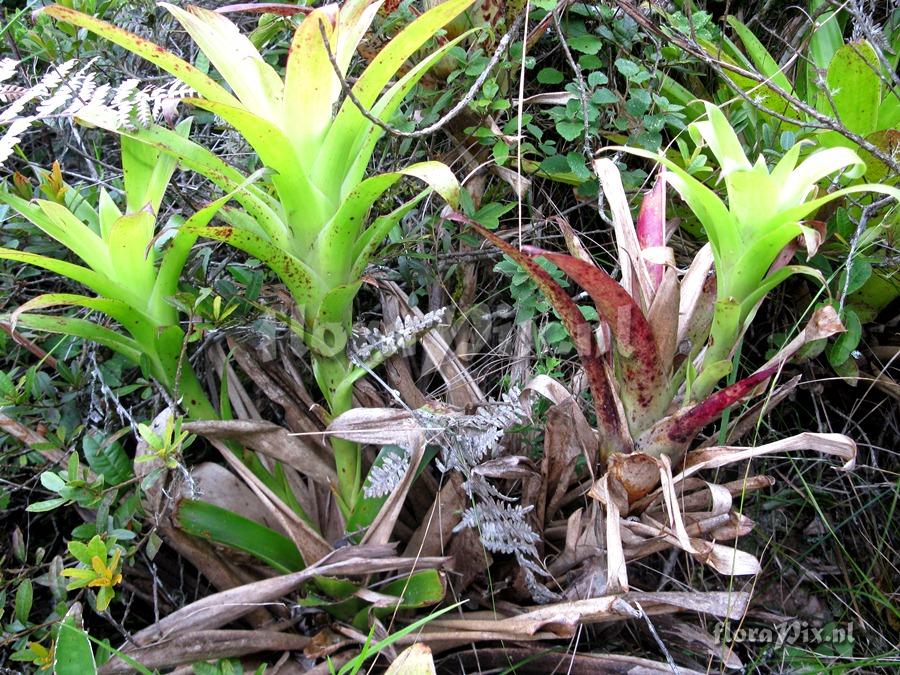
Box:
left=0, top=126, right=246, bottom=422
left=38, top=0, right=475, bottom=517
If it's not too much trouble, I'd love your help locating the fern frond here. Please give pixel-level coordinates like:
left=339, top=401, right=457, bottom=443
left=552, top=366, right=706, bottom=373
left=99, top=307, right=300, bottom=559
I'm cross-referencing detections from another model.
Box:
left=0, top=117, right=31, bottom=165
left=0, top=59, right=18, bottom=85
left=351, top=307, right=447, bottom=364
left=363, top=449, right=411, bottom=499
left=0, top=85, right=28, bottom=104
left=0, top=60, right=194, bottom=166
left=426, top=385, right=555, bottom=601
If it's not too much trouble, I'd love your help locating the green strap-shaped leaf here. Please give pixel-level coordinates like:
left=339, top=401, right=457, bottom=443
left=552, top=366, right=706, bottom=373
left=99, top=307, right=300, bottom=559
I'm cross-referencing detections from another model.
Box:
left=8, top=313, right=143, bottom=363
left=778, top=146, right=865, bottom=205
left=283, top=8, right=343, bottom=161
left=0, top=192, right=111, bottom=273
left=107, top=212, right=157, bottom=296
left=725, top=164, right=778, bottom=234
left=0, top=248, right=122, bottom=301
left=334, top=0, right=381, bottom=74
left=35, top=200, right=111, bottom=273
left=176, top=498, right=304, bottom=573
left=10, top=294, right=156, bottom=347
left=726, top=221, right=804, bottom=300
left=41, top=4, right=238, bottom=108
left=121, top=119, right=191, bottom=215
left=768, top=141, right=803, bottom=187
left=339, top=32, right=474, bottom=196
left=318, top=161, right=459, bottom=279
left=316, top=0, right=473, bottom=190
left=612, top=145, right=740, bottom=265
left=808, top=1, right=843, bottom=72
left=727, top=16, right=794, bottom=95
left=777, top=183, right=900, bottom=229
left=741, top=265, right=827, bottom=319
left=54, top=612, right=97, bottom=675
left=97, top=187, right=122, bottom=241
left=188, top=225, right=320, bottom=314
left=350, top=190, right=430, bottom=279
left=76, top=115, right=290, bottom=246
left=690, top=103, right=753, bottom=177
left=186, top=97, right=332, bottom=244
left=151, top=168, right=271, bottom=319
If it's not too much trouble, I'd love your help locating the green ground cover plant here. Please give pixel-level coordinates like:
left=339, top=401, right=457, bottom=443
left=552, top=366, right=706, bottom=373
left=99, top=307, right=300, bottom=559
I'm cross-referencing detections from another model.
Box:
left=0, top=1, right=898, bottom=672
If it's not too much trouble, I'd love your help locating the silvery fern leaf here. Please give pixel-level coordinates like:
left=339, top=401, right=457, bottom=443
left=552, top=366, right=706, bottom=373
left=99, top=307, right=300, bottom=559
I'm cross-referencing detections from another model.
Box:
left=0, top=59, right=78, bottom=124
left=0, top=59, right=18, bottom=85
left=0, top=118, right=31, bottom=165
left=0, top=60, right=194, bottom=166
left=363, top=448, right=411, bottom=499
left=455, top=499, right=541, bottom=558
left=0, top=85, right=29, bottom=104
left=351, top=307, right=447, bottom=364
left=428, top=386, right=526, bottom=474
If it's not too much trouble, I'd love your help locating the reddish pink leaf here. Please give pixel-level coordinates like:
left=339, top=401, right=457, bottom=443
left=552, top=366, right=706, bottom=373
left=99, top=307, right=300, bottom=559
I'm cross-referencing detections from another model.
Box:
left=450, top=213, right=631, bottom=456
left=522, top=247, right=668, bottom=435
left=636, top=169, right=666, bottom=290
left=637, top=366, right=777, bottom=458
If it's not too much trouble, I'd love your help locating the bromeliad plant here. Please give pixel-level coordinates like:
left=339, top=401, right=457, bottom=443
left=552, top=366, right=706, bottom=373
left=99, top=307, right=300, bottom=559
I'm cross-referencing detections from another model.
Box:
left=617, top=102, right=900, bottom=398
left=448, top=150, right=860, bottom=589
left=460, top=105, right=896, bottom=480
left=41, top=0, right=472, bottom=516
left=0, top=128, right=241, bottom=421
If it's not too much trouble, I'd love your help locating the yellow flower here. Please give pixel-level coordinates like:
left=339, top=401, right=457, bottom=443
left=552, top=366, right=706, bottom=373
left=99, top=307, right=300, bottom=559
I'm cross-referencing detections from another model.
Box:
left=87, top=549, right=122, bottom=589
left=29, top=641, right=54, bottom=670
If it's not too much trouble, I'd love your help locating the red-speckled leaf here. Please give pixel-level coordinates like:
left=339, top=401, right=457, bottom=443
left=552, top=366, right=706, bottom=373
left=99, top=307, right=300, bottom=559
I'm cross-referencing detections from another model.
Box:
left=523, top=247, right=668, bottom=436
left=454, top=214, right=631, bottom=456
left=637, top=367, right=776, bottom=460
left=187, top=225, right=319, bottom=312
left=216, top=3, right=315, bottom=15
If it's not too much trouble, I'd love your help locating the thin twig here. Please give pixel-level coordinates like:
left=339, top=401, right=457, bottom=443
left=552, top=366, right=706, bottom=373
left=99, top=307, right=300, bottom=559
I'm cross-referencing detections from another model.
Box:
left=615, top=0, right=900, bottom=175
left=552, top=6, right=591, bottom=160
left=317, top=13, right=525, bottom=139
left=838, top=194, right=894, bottom=314
left=634, top=601, right=680, bottom=674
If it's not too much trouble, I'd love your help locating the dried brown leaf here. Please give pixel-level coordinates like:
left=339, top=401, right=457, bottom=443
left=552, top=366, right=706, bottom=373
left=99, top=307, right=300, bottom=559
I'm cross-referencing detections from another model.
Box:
left=681, top=432, right=857, bottom=477
left=326, top=407, right=425, bottom=446
left=386, top=643, right=437, bottom=675
left=186, top=420, right=336, bottom=485
left=129, top=550, right=450, bottom=645
left=101, top=630, right=309, bottom=674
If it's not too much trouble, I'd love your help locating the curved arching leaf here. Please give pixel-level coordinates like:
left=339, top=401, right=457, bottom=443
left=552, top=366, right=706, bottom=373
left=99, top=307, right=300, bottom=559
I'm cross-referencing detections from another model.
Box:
left=318, top=161, right=460, bottom=279
left=187, top=225, right=320, bottom=315
left=336, top=31, right=475, bottom=196
left=41, top=4, right=238, bottom=108
left=7, top=313, right=143, bottom=364
left=460, top=214, right=631, bottom=456
left=523, top=248, right=669, bottom=435
left=317, top=0, right=473, bottom=192
left=161, top=2, right=283, bottom=120
left=10, top=294, right=154, bottom=343
left=0, top=248, right=121, bottom=301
